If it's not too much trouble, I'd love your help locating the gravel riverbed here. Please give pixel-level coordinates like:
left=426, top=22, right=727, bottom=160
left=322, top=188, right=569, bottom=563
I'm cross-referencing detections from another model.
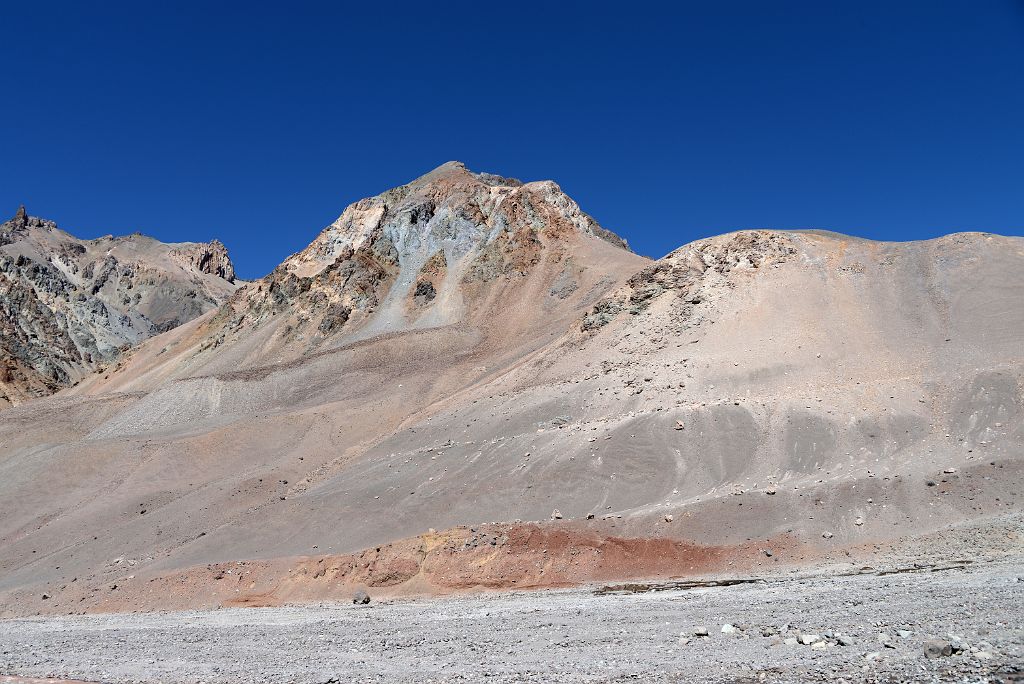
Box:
left=2, top=559, right=1022, bottom=683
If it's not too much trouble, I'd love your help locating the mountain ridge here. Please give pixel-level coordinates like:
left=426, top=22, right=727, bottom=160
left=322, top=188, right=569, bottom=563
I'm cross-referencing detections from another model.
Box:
left=0, top=206, right=239, bottom=406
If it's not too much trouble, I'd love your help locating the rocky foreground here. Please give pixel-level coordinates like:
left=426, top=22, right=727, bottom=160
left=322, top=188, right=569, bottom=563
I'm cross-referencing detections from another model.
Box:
left=1, top=555, right=1021, bottom=683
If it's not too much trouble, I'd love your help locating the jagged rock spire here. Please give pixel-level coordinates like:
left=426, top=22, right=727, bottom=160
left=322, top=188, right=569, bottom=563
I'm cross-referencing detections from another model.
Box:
left=12, top=205, right=27, bottom=229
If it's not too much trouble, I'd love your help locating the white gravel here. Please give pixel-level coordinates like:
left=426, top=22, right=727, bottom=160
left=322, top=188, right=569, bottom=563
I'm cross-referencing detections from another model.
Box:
left=2, top=560, right=1022, bottom=683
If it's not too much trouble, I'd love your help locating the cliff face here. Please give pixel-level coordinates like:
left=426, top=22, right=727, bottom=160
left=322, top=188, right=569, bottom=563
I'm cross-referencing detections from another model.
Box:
left=170, top=239, right=236, bottom=283
left=0, top=206, right=239, bottom=406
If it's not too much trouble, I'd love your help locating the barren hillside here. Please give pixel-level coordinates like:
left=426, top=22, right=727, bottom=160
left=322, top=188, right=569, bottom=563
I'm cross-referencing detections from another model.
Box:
left=0, top=165, right=1020, bottom=617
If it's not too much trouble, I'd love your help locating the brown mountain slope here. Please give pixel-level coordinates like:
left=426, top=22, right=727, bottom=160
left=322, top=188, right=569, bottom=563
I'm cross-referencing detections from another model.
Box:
left=62, top=161, right=641, bottom=392
left=0, top=206, right=238, bottom=407
left=0, top=166, right=1021, bottom=616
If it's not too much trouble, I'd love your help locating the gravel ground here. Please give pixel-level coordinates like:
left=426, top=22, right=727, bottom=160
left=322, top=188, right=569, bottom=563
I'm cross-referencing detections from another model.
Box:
left=1, top=559, right=1022, bottom=684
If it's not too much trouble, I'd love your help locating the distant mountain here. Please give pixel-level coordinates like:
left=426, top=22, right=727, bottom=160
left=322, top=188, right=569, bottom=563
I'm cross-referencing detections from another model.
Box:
left=0, top=205, right=238, bottom=406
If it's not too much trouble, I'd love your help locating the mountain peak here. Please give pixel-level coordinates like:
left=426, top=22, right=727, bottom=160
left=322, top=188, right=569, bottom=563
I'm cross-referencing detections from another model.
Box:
left=5, top=205, right=32, bottom=234
left=3, top=205, right=61, bottom=236
left=408, top=161, right=522, bottom=190
left=431, top=160, right=468, bottom=173
left=407, top=160, right=472, bottom=186
left=287, top=164, right=629, bottom=281
left=196, top=164, right=640, bottom=358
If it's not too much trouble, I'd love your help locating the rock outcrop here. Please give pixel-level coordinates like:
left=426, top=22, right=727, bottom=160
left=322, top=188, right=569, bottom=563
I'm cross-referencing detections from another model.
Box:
left=186, top=161, right=638, bottom=363
left=582, top=230, right=797, bottom=330
left=0, top=206, right=239, bottom=406
left=170, top=240, right=236, bottom=283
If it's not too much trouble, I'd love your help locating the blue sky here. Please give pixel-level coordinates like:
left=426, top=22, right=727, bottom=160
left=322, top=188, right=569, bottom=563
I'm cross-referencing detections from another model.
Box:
left=2, top=1, right=1022, bottom=278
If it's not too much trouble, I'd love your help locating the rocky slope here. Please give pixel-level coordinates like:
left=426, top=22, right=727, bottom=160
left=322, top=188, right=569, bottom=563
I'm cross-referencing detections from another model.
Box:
left=0, top=164, right=1020, bottom=618
left=94, top=161, right=641, bottom=380
left=0, top=205, right=238, bottom=407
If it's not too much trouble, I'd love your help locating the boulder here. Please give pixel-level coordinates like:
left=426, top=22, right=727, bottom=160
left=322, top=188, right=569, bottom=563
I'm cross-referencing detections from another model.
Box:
left=923, top=639, right=953, bottom=658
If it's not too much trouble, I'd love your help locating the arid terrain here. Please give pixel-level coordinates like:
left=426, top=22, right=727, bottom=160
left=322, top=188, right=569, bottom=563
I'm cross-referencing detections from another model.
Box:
left=1, top=537, right=1021, bottom=683
left=0, top=163, right=1021, bottom=682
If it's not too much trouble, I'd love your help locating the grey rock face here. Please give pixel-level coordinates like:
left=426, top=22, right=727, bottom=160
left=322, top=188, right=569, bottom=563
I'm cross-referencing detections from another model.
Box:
left=170, top=239, right=236, bottom=283
left=0, top=207, right=238, bottom=406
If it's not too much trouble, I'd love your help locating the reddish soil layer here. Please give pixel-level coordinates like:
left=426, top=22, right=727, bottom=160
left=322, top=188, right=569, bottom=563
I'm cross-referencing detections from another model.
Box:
left=1, top=524, right=805, bottom=616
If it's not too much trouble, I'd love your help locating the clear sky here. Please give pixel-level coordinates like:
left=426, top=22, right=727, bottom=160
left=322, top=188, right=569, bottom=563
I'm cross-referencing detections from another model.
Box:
left=2, top=1, right=1022, bottom=279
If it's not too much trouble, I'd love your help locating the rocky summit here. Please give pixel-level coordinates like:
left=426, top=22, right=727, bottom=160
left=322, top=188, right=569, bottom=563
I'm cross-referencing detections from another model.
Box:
left=0, top=206, right=238, bottom=406
left=0, top=164, right=1021, bottom=683
left=177, top=161, right=639, bottom=367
